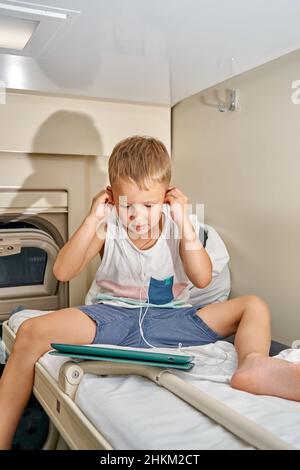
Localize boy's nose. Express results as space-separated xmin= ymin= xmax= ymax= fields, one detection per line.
xmin=128 ymin=204 xmax=146 ymax=219
xmin=129 ymin=213 xmax=144 ymax=222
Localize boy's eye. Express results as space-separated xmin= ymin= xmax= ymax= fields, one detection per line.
xmin=120 ymin=204 xmax=153 ymax=208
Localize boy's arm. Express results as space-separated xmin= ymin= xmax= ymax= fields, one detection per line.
xmin=165 ymin=186 xmax=212 ymax=289
xmin=179 ymin=219 xmax=212 ymax=289
xmin=53 ymin=188 xmax=113 ymax=282
xmin=53 ymin=215 xmax=105 ymax=282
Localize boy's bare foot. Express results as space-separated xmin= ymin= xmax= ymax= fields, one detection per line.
xmin=230 ymin=353 xmax=300 ymax=402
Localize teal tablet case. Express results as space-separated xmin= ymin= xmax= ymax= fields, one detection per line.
xmin=50 ymin=343 xmax=195 ymax=370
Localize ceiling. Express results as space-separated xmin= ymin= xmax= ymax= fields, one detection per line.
xmin=1 ymin=0 xmax=300 ymax=106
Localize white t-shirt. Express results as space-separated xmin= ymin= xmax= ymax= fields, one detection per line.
xmin=85 ymin=209 xmax=231 ymax=309
xmin=89 ymin=204 xmax=193 ymax=309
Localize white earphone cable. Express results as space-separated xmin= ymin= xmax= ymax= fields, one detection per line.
xmin=116 ymin=209 xmax=229 ymax=367
xmin=121 ymin=231 xmax=157 ymax=348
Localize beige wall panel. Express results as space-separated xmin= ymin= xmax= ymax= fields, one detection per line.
xmin=172 ymin=49 xmax=300 ymax=345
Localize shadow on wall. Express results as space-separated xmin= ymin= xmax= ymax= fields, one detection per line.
xmin=31 ymin=111 xmax=103 ymax=156
xmin=7 ymin=110 xmax=105 ymax=212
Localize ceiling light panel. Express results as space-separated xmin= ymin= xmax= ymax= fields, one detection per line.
xmin=0 ymin=15 xmax=39 ymax=50
xmin=0 ymin=1 xmax=80 ymax=57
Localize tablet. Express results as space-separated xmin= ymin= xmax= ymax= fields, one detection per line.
xmin=50 ymin=343 xmax=195 ymax=370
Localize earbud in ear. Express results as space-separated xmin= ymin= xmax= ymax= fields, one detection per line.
xmin=106 ymin=186 xmax=114 ymax=205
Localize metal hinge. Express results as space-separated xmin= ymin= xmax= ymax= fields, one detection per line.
xmin=0 ymin=238 xmax=21 ymax=256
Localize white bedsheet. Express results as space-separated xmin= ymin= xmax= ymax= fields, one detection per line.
xmin=8 ymin=309 xmax=300 ymax=450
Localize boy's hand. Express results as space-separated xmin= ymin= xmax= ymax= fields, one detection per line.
xmin=164 ymin=186 xmax=190 ymax=228
xmin=88 ymin=187 xmax=114 ymax=224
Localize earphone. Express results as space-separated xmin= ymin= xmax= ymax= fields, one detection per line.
xmin=119 ymin=233 xmax=157 ymax=348
xmin=116 ymin=207 xmax=229 ymax=369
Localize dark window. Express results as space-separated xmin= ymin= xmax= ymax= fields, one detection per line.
xmin=0 ymin=221 xmax=39 ymax=230
xmin=0 ymin=247 xmax=47 ymax=288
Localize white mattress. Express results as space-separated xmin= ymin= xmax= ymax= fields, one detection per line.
xmin=8 ymin=309 xmax=300 ymax=450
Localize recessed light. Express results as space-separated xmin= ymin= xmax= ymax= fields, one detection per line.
xmin=0 ymin=15 xmax=39 ymax=50
xmin=0 ymin=1 xmax=80 ymax=57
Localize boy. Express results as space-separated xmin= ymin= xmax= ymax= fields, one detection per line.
xmin=0 ymin=135 xmax=299 ymax=450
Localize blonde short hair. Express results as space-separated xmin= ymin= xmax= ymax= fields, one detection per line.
xmin=108 ymin=135 xmax=171 ymax=190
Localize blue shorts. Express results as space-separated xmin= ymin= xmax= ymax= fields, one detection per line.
xmin=77 ymin=303 xmax=224 ymax=348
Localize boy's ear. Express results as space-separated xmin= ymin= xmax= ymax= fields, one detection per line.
xmin=106 ymin=185 xmax=114 ymax=204
xmin=164 ymin=186 xmax=175 ymax=202
xmin=164 ymin=188 xmax=170 ymax=203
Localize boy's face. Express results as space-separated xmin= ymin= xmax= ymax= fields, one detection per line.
xmin=110 ymin=178 xmax=168 ymax=238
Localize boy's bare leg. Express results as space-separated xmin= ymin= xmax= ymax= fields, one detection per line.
xmin=0 ymin=308 xmax=96 ymax=449
xmin=197 ymin=295 xmax=300 ymax=401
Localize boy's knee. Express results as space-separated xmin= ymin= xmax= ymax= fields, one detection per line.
xmin=244 ymin=295 xmax=271 ymax=320
xmin=245 ymin=294 xmax=267 ymax=307
xmin=15 ymin=319 xmax=49 ymax=354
